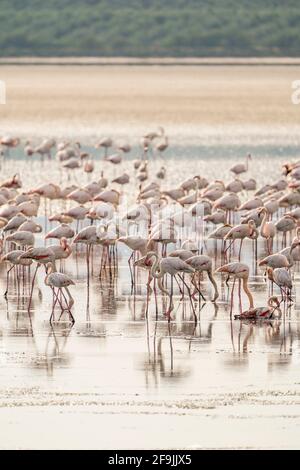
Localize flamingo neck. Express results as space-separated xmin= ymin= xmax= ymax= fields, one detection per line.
xmin=242 ymin=276 xmax=254 ymax=308
xmin=50 ymin=260 xmax=57 ymax=273
xmin=260 ymin=210 xmax=268 ymax=235
xmin=149 ymin=252 xmax=164 ymax=279
xmin=44 ymin=261 xmax=56 ymax=286
xmin=65 ymin=246 xmax=72 ymax=257
xmin=158 ymin=277 xmax=170 ymax=297
xmin=207 ymin=269 xmax=219 ymax=301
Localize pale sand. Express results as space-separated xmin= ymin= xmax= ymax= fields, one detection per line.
xmin=0 ymin=65 xmax=300 ymax=141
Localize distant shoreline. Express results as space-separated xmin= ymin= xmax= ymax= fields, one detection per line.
xmin=1 ymin=57 xmax=300 ymax=66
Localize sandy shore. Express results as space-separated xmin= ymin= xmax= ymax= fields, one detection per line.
xmin=2 ymin=57 xmax=300 ymax=65
xmin=0 ymin=65 xmax=300 ymax=141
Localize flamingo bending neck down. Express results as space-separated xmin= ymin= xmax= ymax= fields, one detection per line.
xmin=143 ymin=251 xmax=195 ymax=322
xmin=215 ymin=262 xmax=254 ymax=317
xmin=234 ymin=296 xmax=281 ymax=320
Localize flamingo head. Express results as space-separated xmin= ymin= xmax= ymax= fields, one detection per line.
xmin=268 ymin=296 xmax=280 ymax=308
xmin=134 ymin=252 xmax=154 ymax=268
xmin=257 ymin=206 xmax=267 ymax=214
xmin=60 ymin=237 xmax=68 ymax=249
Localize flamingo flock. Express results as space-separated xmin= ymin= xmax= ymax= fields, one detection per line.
xmin=0 ymin=130 xmax=299 ymax=326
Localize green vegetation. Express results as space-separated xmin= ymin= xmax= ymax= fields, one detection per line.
xmin=0 ymin=0 xmax=300 ymax=57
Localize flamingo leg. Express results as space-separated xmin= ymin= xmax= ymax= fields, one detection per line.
xmin=238 ymin=239 xmax=243 ymax=261
xmin=28 ymin=263 xmax=40 ymax=311
xmin=166 ymin=275 xmax=174 ymax=322
xmin=230 ymin=277 xmax=236 ymax=318
xmin=86 ymin=244 xmax=91 ymax=309
xmin=153 ymin=278 xmax=158 ymax=320
xmin=177 ymin=273 xmax=197 ymax=325
xmin=174 ymin=274 xmax=184 ymax=300
xmin=64 ymin=287 xmax=75 ymax=323
xmin=145 ymin=272 xmax=152 ymax=317
xmin=191 ymin=272 xmax=206 ymax=302
xmin=4 ymin=265 xmax=14 ymax=299
xmin=225 ymin=239 xmax=234 ymax=254
xmin=50 ymin=287 xmax=59 ymax=323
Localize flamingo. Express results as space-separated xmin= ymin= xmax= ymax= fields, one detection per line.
xmin=62 ymin=205 xmax=89 ymax=227
xmin=48 ymin=237 xmax=72 ymax=261
xmin=213 ymin=193 xmax=241 ymax=222
xmin=118 ymin=236 xmax=149 ymax=287
xmin=226 ymin=179 xmax=244 ymax=193
xmin=215 ymin=262 xmax=254 ymax=316
xmin=224 ymin=220 xmax=257 ymax=260
xmin=137 ymin=251 xmax=195 ymax=322
xmin=143 ymin=126 xmax=164 ymax=141
xmin=2 ymin=249 xmax=32 ymax=298
xmin=275 ymin=215 xmax=297 ymax=246
xmin=94 ymin=189 xmax=120 ymax=206
xmin=45 ymin=223 xmax=75 ymax=240
xmin=258 ymin=207 xmax=276 ymax=253
xmin=283 ymin=229 xmax=300 ymax=262
xmin=230 ymin=154 xmax=252 ymax=175
xmin=45 ymin=263 xmax=75 ymax=323
xmin=83 ymin=159 xmax=94 ymax=174
xmin=156 ymin=167 xmax=166 ymax=179
xmin=6 ymin=231 xmax=35 ymax=247
xmin=67 ymin=188 xmax=91 ymax=205
xmin=112 ymin=173 xmax=130 ymax=186
xmin=106 ymin=153 xmax=122 ymax=165
xmin=185 ymin=255 xmax=219 ymax=302
xmin=234 ymin=296 xmax=281 ymax=320
xmin=169 ymin=249 xmax=194 ymax=261
xmin=266 ymin=267 xmax=293 ymax=302
xmin=73 ymin=226 xmax=102 ymax=303
xmin=96 ymin=137 xmax=113 ymax=158
xmin=18 ymin=200 xmax=39 ymax=217
xmin=118 ymin=142 xmax=131 ymax=153
xmin=204 ymin=209 xmax=226 ymax=225
xmin=0 ymin=137 xmax=20 ymax=157
xmin=208 ymin=224 xmax=232 ymax=240
xmin=238 ymin=197 xmax=263 ymax=211
xmin=18 ymin=246 xmax=56 ymax=310
xmin=18 ymin=220 xmax=43 ymax=233
xmin=1 ymin=173 xmax=22 ymax=189
xmin=3 ymin=213 xmax=27 ymax=232
xmin=242 ymin=178 xmax=257 ymax=191
xmin=155 ymin=135 xmax=168 ymax=156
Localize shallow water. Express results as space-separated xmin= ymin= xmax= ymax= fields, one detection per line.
xmin=0 ymin=149 xmax=300 ymax=449
xmin=1 ymin=63 xmax=300 ymax=449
